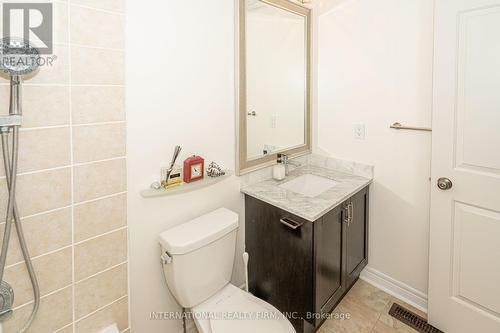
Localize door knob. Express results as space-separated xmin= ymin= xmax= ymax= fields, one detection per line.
xmin=437 ymin=178 xmax=453 ymax=190
xmin=247 ymin=111 xmax=257 ymax=116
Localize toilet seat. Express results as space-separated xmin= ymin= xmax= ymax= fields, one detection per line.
xmin=192 ymin=284 xmax=296 ymax=333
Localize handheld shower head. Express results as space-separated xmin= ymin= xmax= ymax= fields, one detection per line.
xmin=0 ymin=38 xmax=40 ymax=77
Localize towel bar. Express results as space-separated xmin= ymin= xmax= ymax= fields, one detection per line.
xmin=390 ymin=122 xmax=432 ymax=132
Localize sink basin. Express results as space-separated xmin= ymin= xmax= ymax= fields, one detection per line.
xmin=279 ymin=174 xmax=338 ymax=198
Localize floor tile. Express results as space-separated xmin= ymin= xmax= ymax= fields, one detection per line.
xmin=318 ymin=280 xmax=427 ymax=333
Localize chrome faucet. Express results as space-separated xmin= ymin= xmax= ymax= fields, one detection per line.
xmin=278 ymin=154 xmax=301 ymax=176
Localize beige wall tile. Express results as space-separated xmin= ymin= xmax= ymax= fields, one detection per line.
xmin=72 ymin=86 xmax=125 ymax=124
xmin=5 ymin=247 xmax=72 ymax=307
xmin=73 ymin=158 xmax=126 ymax=203
xmin=0 ymin=167 xmax=72 ymax=217
xmin=0 ymin=127 xmax=72 ymax=175
xmin=75 ymin=296 xmax=128 ymax=333
xmin=73 ymin=123 xmax=126 ymax=163
xmin=53 ymin=0 xmax=70 ymax=44
xmin=0 ymin=0 xmax=128 ymax=329
xmin=74 ymin=193 xmax=127 ymax=242
xmin=71 ymin=5 xmax=124 ymax=49
xmin=71 ymin=0 xmax=124 ymax=12
xmin=71 ymin=46 xmax=124 ymax=85
xmin=25 ymin=44 xmax=70 ymax=85
xmin=2 ymin=286 xmax=72 ymax=333
xmin=75 ymin=263 xmax=128 ymax=319
xmin=0 ymin=208 xmax=71 ymax=266
xmin=55 ymin=324 xmax=74 ymax=333
xmin=0 ymin=85 xmax=70 ymax=128
xmin=75 ymin=228 xmax=127 ymax=281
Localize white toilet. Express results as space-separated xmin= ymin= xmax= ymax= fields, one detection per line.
xmin=159 ymin=208 xmax=296 ymax=333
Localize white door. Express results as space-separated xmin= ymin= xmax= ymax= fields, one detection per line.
xmin=429 ymin=0 xmax=500 ymax=332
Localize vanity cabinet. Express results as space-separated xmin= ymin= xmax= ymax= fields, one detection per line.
xmin=245 ymin=186 xmax=369 ymax=333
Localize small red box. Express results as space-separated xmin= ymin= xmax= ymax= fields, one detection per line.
xmin=183 ymin=155 xmax=204 ymax=183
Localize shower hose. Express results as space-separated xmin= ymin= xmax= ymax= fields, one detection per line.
xmin=0 ymin=77 xmax=40 ymax=332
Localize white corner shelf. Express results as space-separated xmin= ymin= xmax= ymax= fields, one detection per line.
xmin=140 ymin=170 xmax=233 ymax=198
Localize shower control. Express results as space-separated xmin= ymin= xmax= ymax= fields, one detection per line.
xmin=0 ymin=281 xmax=14 ymax=320
xmin=437 ymin=177 xmax=453 ymax=190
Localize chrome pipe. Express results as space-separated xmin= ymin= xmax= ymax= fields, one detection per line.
xmin=0 ymin=132 xmax=13 ymax=282
xmin=1 ymin=128 xmax=40 ymax=332
xmin=9 ymin=76 xmax=22 ymax=116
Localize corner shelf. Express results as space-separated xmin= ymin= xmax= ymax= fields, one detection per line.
xmin=140 ymin=170 xmax=233 ymax=198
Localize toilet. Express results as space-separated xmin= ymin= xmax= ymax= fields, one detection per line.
xmin=159 ymin=208 xmax=295 ymax=333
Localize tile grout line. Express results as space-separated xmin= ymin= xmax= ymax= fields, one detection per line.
xmin=0 ymin=191 xmax=126 ymax=224
xmin=68 ymin=0 xmax=76 ymax=330
xmin=0 ymin=155 xmax=126 ymax=179
xmin=71 ymin=120 xmax=126 ymax=127
xmin=74 ymin=191 xmax=127 ymax=206
xmin=53 ymin=323 xmax=73 ymax=333
xmin=74 ymin=260 xmax=128 ymax=285
xmin=0 ymin=204 xmax=72 ymax=223
xmin=3 ymin=83 xmax=126 ymax=87
xmin=10 ymin=261 xmax=128 ymax=312
xmin=5 ymin=244 xmax=73 ymax=269
xmin=4 ymin=225 xmax=128 ymax=268
xmin=12 ymin=284 xmax=72 ymax=311
xmin=69 ymin=2 xmax=125 ymax=16
xmin=73 ymin=225 xmax=128 ymax=246
xmin=70 ymin=42 xmax=125 ymax=53
xmin=17 ymin=120 xmax=126 ymax=132
xmin=73 ymin=294 xmax=128 ymax=325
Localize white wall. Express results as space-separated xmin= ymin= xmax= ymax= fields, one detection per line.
xmin=126 ymin=1 xmax=243 ymax=332
xmin=316 ymin=0 xmax=434 ymax=294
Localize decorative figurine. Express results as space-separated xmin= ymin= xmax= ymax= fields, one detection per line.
xmin=207 ymin=161 xmax=225 ymax=178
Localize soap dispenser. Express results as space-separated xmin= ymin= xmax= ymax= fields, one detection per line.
xmin=273 ymin=154 xmax=286 ymax=181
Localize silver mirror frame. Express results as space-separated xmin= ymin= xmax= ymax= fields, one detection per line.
xmin=236 ymin=0 xmax=312 ymax=175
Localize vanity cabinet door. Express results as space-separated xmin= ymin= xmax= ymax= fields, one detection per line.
xmin=314 ymin=204 xmax=346 ymax=323
xmin=345 ymin=187 xmax=369 ymax=288
xmin=245 ymin=195 xmax=314 ymax=331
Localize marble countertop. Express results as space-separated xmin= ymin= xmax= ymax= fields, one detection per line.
xmin=241 ymin=164 xmax=372 ymax=222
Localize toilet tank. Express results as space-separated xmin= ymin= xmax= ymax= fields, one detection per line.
xmin=159 ymin=208 xmax=239 ymax=308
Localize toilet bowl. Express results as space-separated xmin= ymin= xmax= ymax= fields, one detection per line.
xmin=192 ymin=284 xmax=295 ymax=333
xmin=158 ymin=208 xmax=296 ymax=333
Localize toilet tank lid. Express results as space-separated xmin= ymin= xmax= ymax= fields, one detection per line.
xmin=159 ymin=208 xmax=239 ymax=255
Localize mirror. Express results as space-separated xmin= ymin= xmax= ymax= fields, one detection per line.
xmin=238 ymin=0 xmax=311 ymax=174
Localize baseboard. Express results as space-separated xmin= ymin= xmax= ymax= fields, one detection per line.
xmin=360 ymin=266 xmax=428 ymax=313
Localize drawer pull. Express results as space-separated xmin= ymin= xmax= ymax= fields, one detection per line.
xmin=280 ymin=217 xmax=304 ymax=230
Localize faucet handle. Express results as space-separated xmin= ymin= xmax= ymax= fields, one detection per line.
xmin=278 ymin=153 xmax=288 ymax=164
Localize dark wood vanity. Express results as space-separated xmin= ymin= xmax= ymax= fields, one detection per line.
xmin=245 ymin=185 xmax=369 ymax=333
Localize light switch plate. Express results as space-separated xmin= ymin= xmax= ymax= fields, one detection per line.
xmin=271 ymin=115 xmax=277 ymax=129
xmin=354 ymin=124 xmax=366 ymax=140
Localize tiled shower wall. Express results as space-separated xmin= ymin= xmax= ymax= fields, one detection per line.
xmin=0 ymin=0 xmax=128 ymax=332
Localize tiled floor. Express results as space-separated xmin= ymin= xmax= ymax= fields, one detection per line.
xmin=318 ymin=279 xmax=427 ymax=333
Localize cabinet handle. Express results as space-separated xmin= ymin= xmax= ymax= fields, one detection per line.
xmin=343 ymin=202 xmax=351 ymax=226
xmin=280 ymin=217 xmax=304 ymax=230
xmin=349 ymin=202 xmax=354 ymax=225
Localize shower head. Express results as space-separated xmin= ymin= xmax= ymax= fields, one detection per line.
xmin=0 ymin=38 xmax=40 ymax=77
